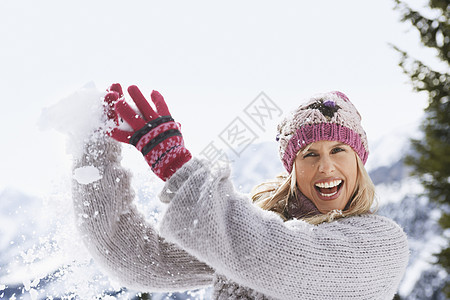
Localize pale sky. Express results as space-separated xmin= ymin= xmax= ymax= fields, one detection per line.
xmin=0 ymin=0 xmax=434 ymax=195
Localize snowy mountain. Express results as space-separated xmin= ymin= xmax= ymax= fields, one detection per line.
xmin=370 ymin=159 xmax=447 ymax=299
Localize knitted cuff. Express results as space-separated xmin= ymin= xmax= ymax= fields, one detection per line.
xmin=154 ymin=146 xmax=192 ymax=181
xmin=159 ymin=158 xmax=206 ymax=203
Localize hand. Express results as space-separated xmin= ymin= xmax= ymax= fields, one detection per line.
xmin=104 ymin=83 xmax=192 ymax=181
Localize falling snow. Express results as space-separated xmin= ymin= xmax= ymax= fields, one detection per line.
xmin=0 ymin=85 xmax=445 ymax=299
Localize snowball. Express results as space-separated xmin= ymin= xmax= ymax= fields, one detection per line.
xmin=38 ymin=82 xmax=108 ymax=157
xmin=73 ymin=166 xmax=102 ymax=184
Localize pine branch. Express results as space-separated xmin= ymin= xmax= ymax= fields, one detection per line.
xmin=394 ymin=0 xmax=450 ymax=64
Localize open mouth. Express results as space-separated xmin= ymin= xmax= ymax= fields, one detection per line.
xmin=314 ymin=179 xmax=343 ymax=198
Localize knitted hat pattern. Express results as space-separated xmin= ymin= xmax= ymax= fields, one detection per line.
xmin=277 ymin=91 xmax=369 ymax=173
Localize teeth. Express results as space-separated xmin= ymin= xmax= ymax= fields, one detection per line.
xmin=315 ymin=180 xmax=342 ymax=189
xmin=319 ymin=191 xmax=338 ymax=197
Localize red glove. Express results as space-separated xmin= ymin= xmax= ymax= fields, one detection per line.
xmin=104 ymin=84 xmax=192 ymax=181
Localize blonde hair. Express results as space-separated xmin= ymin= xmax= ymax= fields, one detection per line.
xmin=251 ymin=151 xmax=377 ymax=225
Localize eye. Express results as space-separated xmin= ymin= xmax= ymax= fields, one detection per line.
xmin=331 ymin=147 xmax=345 ymax=154
xmin=303 ymin=152 xmax=317 ymax=158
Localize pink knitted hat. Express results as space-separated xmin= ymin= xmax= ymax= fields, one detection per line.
xmin=276 ymin=91 xmax=369 ymax=173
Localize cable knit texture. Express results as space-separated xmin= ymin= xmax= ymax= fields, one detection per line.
xmin=159 ymin=158 xmax=409 ymax=300
xmin=72 ymin=135 xmax=213 ymax=292
xmin=73 ymin=135 xmax=409 ymax=300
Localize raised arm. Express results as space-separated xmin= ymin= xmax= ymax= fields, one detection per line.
xmin=158 ymin=158 xmax=409 ymax=300
xmin=71 ymin=86 xmax=213 ymax=292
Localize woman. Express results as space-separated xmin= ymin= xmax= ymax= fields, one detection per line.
xmin=72 ymin=84 xmax=409 ymax=299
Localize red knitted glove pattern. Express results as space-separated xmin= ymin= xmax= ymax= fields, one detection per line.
xmin=104 ymin=84 xmax=192 ymax=181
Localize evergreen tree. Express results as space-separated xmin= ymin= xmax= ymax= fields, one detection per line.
xmin=392 ymin=0 xmax=450 ymax=297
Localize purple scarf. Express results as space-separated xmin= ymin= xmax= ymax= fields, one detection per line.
xmin=286 ymin=189 xmax=321 ymax=219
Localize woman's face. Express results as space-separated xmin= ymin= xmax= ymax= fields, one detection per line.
xmin=295 ymin=140 xmax=358 ymax=214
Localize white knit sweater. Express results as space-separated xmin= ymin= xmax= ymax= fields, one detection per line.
xmin=72 ymin=137 xmax=409 ymax=300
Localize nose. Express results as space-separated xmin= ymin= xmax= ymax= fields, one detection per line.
xmin=318 ymin=155 xmax=335 ymax=174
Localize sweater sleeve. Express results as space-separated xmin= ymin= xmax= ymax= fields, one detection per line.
xmin=72 ymin=135 xmax=214 ymax=293
xmin=159 ymin=158 xmax=410 ymax=300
